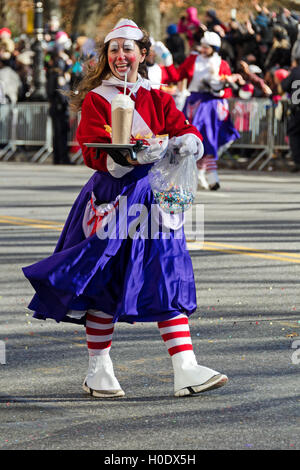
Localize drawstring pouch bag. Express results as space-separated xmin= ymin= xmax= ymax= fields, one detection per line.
xmin=148 ymin=150 xmax=198 ymax=214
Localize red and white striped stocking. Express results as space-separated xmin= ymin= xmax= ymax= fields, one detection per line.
xmin=197 ymin=155 xmax=218 ymax=172
xmin=157 ymin=313 xmax=193 ymax=357
xmin=197 ymin=155 xmax=219 ymax=188
xmin=85 ymin=310 xmax=114 ymax=356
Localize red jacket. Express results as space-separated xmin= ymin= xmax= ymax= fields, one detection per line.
xmin=76 ymin=86 xmax=202 ymax=172
xmin=164 ymin=54 xmax=233 ymax=98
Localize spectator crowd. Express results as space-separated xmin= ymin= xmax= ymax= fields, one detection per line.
xmin=1 ymin=3 xmax=300 ymax=170
xmin=1 ymin=4 xmax=300 ymax=103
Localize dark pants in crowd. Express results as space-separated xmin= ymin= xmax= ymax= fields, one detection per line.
xmin=287 ymin=110 xmax=300 ymax=171
xmin=288 ymin=133 xmax=300 ymax=167
xmin=50 ymin=109 xmax=71 ymax=165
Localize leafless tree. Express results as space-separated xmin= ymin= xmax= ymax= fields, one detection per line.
xmin=72 ymin=0 xmax=105 ymax=36
xmin=133 ymin=0 xmax=161 ymax=39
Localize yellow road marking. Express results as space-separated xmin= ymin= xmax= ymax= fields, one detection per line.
xmin=200 ymin=245 xmax=300 ymax=264
xmin=0 ymin=215 xmax=63 ymax=225
xmin=0 ymin=215 xmax=63 ymax=231
xmin=204 ymin=241 xmax=300 ymax=259
xmin=279 ymin=321 xmax=300 ymax=328
xmin=1 ymin=215 xmax=300 ymax=263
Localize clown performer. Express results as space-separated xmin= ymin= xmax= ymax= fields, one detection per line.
xmin=144 ymin=39 xmax=191 ymax=111
xmin=145 ymin=37 xmax=176 ymax=90
xmin=22 ymin=19 xmax=228 ymax=398
xmin=158 ymin=31 xmax=240 ymax=191
xmin=184 ymin=32 xmax=240 ymax=190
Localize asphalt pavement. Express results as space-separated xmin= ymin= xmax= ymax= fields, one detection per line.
xmin=0 ymin=162 xmax=299 ymax=451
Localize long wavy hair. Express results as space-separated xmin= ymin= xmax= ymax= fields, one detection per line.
xmin=70 ymin=31 xmax=152 ymax=112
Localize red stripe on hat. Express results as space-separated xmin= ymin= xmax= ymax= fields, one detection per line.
xmin=112 ymin=24 xmax=139 ymax=31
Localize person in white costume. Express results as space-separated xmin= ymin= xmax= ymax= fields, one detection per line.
xmin=151 ymin=31 xmax=240 ymax=191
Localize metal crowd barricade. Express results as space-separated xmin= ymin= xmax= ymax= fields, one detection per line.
xmin=32 ymin=107 xmax=82 ymax=163
xmin=228 ymin=98 xmax=274 ymax=170
xmin=0 ymin=98 xmax=291 ymax=168
xmin=0 ymin=102 xmax=83 ymax=164
xmin=0 ymin=102 xmax=53 ymax=162
xmin=256 ymin=99 xmax=291 ymax=171
xmin=0 ymin=104 xmax=13 ymax=159
xmin=272 ymin=99 xmax=290 ymax=151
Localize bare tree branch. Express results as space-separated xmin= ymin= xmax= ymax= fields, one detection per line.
xmin=133 ymin=0 xmax=161 ymax=39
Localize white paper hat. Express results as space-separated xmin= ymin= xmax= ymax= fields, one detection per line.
xmin=104 ymin=19 xmax=144 ymax=43
xmin=201 ymin=31 xmax=221 ymax=49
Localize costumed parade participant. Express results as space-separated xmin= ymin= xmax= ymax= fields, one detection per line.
xmin=145 ymin=40 xmax=191 ymax=110
xmin=164 ymin=31 xmax=240 ymax=190
xmin=182 ymin=32 xmax=240 ymax=190
xmin=145 ymin=37 xmax=180 ymax=92
xmin=145 ymin=38 xmax=173 ymax=89
xmin=22 ymin=19 xmax=228 ymax=398
xmin=145 ymin=23 xmax=185 ymax=88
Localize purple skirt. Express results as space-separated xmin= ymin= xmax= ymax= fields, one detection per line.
xmin=183 ymin=92 xmax=240 ymax=159
xmin=22 ymin=165 xmax=197 ymax=325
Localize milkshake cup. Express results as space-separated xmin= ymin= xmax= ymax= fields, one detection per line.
xmin=111 ymin=94 xmax=135 ymax=144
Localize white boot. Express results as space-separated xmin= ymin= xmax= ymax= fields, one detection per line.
xmin=171 ymin=350 xmax=228 ymax=397
xmin=206 ymin=170 xmax=220 ymax=191
xmin=198 ymin=169 xmax=209 ymax=190
xmin=82 ymin=354 xmax=125 ymax=398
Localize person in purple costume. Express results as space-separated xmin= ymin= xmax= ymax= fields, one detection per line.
xmin=23 ymin=20 xmax=228 ymax=398
xmin=182 ymin=31 xmax=240 ymax=190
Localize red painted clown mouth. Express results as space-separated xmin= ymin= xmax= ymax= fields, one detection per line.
xmin=114 ymin=63 xmax=131 ymax=76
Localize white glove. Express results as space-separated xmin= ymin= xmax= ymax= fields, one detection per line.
xmin=153 ymin=41 xmax=173 ymax=67
xmin=136 ymin=138 xmax=168 ymax=164
xmin=169 ymin=134 xmax=204 ymax=161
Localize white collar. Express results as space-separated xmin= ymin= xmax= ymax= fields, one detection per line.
xmin=101 ymin=74 xmax=152 ymax=95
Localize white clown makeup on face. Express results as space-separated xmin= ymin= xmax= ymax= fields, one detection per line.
xmin=123 ymin=39 xmax=135 ymax=50
xmin=107 ymin=38 xmax=146 ymax=82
